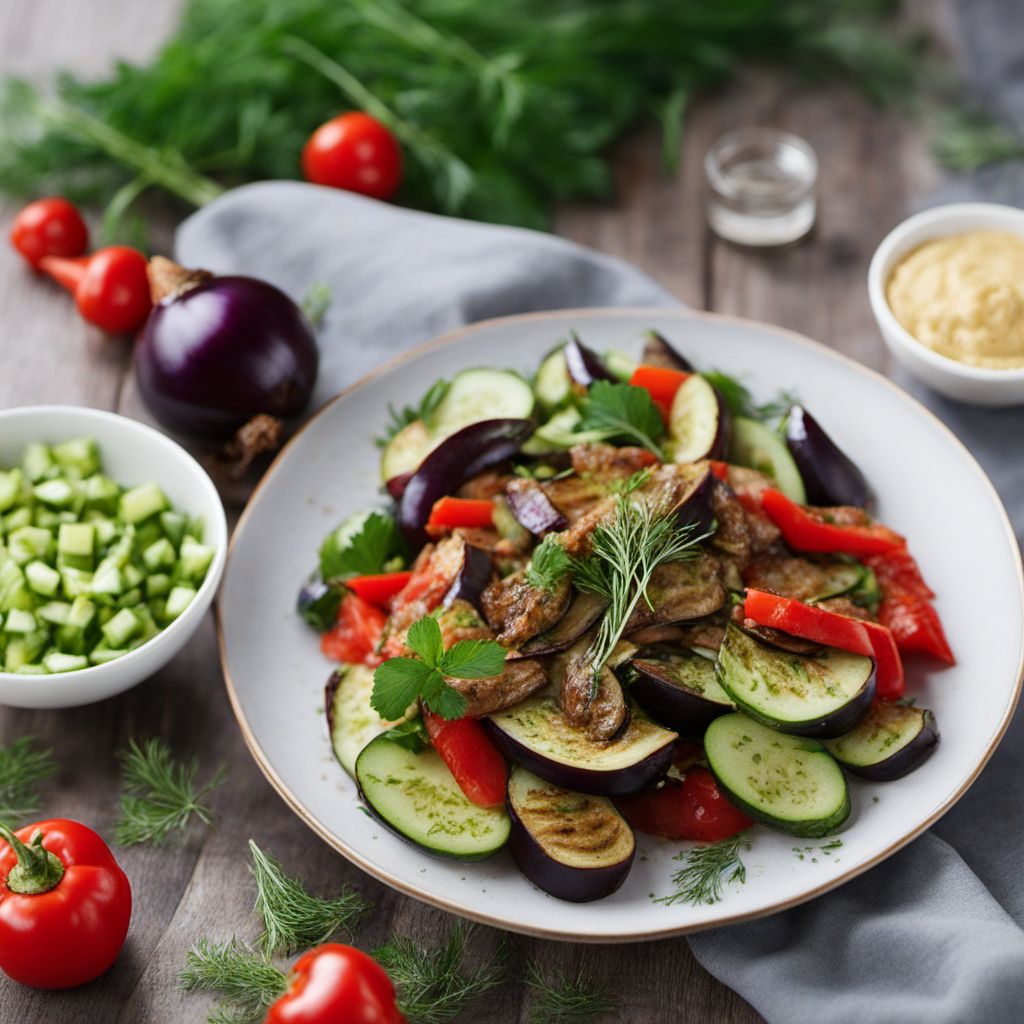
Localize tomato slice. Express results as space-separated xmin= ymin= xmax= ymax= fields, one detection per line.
xmin=426 ymin=497 xmax=494 ymax=531
xmin=320 ymin=593 xmax=386 ymax=665
xmin=616 ymin=768 xmax=752 ymax=842
xmin=628 ymin=364 xmax=690 ymax=419
xmin=422 ymin=709 xmax=507 ymax=808
xmin=760 ymin=489 xmax=905 ymax=555
xmin=346 ymin=571 xmax=413 ymax=609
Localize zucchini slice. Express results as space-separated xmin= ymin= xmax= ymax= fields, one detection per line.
xmin=705 ymin=713 xmax=850 ymax=837
xmin=729 ymin=416 xmax=806 ymax=503
xmin=825 ymin=701 xmax=939 ymax=781
xmin=428 ymin=368 xmax=535 ymax=436
xmin=355 ymin=729 xmax=511 ymax=860
xmin=507 ymin=767 xmax=636 ymax=902
xmin=380 ymin=419 xmax=435 ymax=483
xmin=668 ymin=374 xmax=730 ymax=463
xmin=717 ymin=623 xmax=875 ymax=739
xmin=485 ymin=690 xmax=676 ymax=796
xmin=534 ymin=346 xmax=573 ymax=411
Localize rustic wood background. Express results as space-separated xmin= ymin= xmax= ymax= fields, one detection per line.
xmin=0 ymin=1 xmax=954 ymax=1020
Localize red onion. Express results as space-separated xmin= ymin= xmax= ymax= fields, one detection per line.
xmin=134 ymin=257 xmax=319 ymax=438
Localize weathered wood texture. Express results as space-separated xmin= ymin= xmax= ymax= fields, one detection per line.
xmin=0 ymin=0 xmax=948 ymax=1020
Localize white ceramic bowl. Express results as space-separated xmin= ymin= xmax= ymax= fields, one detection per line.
xmin=0 ymin=406 xmax=227 ymax=709
xmin=868 ymin=202 xmax=1024 ymax=406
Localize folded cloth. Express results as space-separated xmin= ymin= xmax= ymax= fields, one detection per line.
xmin=177 ymin=171 xmax=1024 ymax=1024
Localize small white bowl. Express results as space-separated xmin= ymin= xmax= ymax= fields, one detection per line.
xmin=0 ymin=406 xmax=227 ymax=709
xmin=868 ymin=202 xmax=1024 ymax=406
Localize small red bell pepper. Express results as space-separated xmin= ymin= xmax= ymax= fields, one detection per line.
xmin=628 ymin=364 xmax=690 ymax=419
xmin=0 ymin=819 xmax=132 ymax=989
xmin=422 ymin=709 xmax=508 ymax=808
xmin=321 ymin=593 xmax=386 ymax=665
xmin=346 ymin=571 xmax=413 ymax=609
xmin=426 ymin=497 xmax=494 ymax=531
xmin=760 ymin=488 xmax=905 ymax=556
xmin=616 ymin=768 xmax=752 ymax=842
xmin=264 ymin=944 xmax=405 ymax=1024
xmin=744 ymin=589 xmax=904 ymax=699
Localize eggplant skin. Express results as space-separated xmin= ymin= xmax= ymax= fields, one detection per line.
xmin=785 ymin=405 xmax=873 ymax=509
xmin=625 ymin=660 xmax=732 ymax=738
xmin=829 ymin=708 xmax=939 ymax=782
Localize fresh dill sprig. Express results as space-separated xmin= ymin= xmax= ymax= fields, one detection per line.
xmin=376 ymin=378 xmax=450 ymax=448
xmin=526 ymin=961 xmax=616 ymax=1024
xmin=576 ymin=381 xmax=666 ymax=459
xmin=572 ymin=494 xmax=702 ymax=682
xmin=932 ymin=108 xmax=1024 ymax=171
xmin=653 ymin=832 xmax=751 ymax=907
xmin=525 ymin=534 xmax=571 ymax=592
xmin=115 ymin=738 xmax=226 ymax=846
xmin=374 ymin=921 xmax=506 ymax=1024
xmin=180 ymin=938 xmax=285 ymax=1024
xmin=0 ymin=736 xmax=58 ymax=828
xmin=249 ymin=840 xmax=372 ymax=955
xmin=610 ymin=468 xmax=653 ymax=496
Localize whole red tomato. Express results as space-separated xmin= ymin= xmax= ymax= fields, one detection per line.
xmin=264 ymin=944 xmax=404 ymax=1024
xmin=302 ymin=113 xmax=402 ymax=200
xmin=0 ymin=819 xmax=132 ymax=989
xmin=10 ymin=197 xmax=89 ymax=268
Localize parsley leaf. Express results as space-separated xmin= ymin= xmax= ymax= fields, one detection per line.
xmin=524 ymin=535 xmax=571 ymax=593
xmin=576 ymin=381 xmax=665 ymax=458
xmin=703 ymin=371 xmax=796 ymax=425
xmin=376 ymin=378 xmax=450 ymax=448
xmin=319 ymin=511 xmax=404 ymax=581
xmin=371 ymin=615 xmax=508 ymax=721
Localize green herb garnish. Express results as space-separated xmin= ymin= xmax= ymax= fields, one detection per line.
xmin=526 ymin=960 xmax=616 ymax=1024
xmin=180 ymin=938 xmax=284 ymax=1024
xmin=319 ymin=510 xmax=404 ymax=581
xmin=524 ymin=534 xmax=571 ymax=593
xmin=653 ymin=832 xmax=751 ymax=907
xmin=931 ymin=108 xmax=1024 ymax=171
xmin=0 ymin=736 xmax=58 ymax=827
xmin=376 ymin=378 xmax=450 ymax=448
xmin=576 ymin=381 xmax=665 ymax=458
xmin=115 ymin=738 xmax=225 ymax=846
xmin=249 ymin=840 xmax=372 ymax=956
xmin=371 ymin=615 xmax=506 ymax=721
xmin=703 ymin=371 xmax=796 ymax=424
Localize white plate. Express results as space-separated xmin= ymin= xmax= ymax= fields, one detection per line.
xmin=218 ymin=308 xmax=1023 ymax=942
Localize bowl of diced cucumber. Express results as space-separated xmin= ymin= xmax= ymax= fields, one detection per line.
xmin=0 ymin=406 xmax=227 ymax=708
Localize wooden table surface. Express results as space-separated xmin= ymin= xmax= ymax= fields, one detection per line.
xmin=0 ymin=1 xmax=951 ymax=1020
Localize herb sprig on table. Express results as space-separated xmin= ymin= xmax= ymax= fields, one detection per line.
xmin=526 ymin=961 xmax=615 ymax=1024
xmin=0 ymin=0 xmax=935 ymax=237
xmin=0 ymin=736 xmax=58 ymax=828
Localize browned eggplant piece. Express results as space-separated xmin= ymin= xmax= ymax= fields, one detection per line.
xmin=385 ymin=471 xmax=412 ymax=499
xmin=447 ymin=657 xmax=549 ymax=717
xmin=441 ymin=542 xmax=494 ymax=611
xmin=569 ymin=442 xmax=654 ymax=478
xmin=739 ymin=621 xmax=825 ymax=656
xmin=626 ymin=621 xmax=726 ymax=652
xmin=481 ymin=571 xmax=572 ymax=646
xmin=485 ymin=689 xmax=677 ymax=796
xmin=564 ymin=331 xmax=615 ymax=387
xmin=561 ymin=648 xmax=629 ymax=742
xmin=507 ymin=591 xmax=609 ymax=660
xmin=638 ymin=462 xmax=715 ymax=535
xmin=709 ymin=481 xmax=751 ymax=566
xmin=506 ymin=478 xmax=568 ymax=535
xmin=624 ymin=554 xmax=726 ymax=630
xmin=824 ymin=701 xmax=938 ymax=781
xmin=786 ymin=405 xmax=873 ymax=510
xmin=622 ymin=648 xmax=734 ymax=736
xmin=397 ymin=418 xmax=534 ymax=548
xmin=507 ymin=767 xmax=636 ymax=902
xmin=642 ymin=329 xmax=696 ymax=372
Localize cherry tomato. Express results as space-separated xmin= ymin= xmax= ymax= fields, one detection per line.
xmin=321 ymin=593 xmax=387 ymax=665
xmin=38 ymin=246 xmax=151 ymax=334
xmin=264 ymin=944 xmax=404 ymax=1024
xmin=302 ymin=113 xmax=402 ymax=200
xmin=0 ymin=819 xmax=131 ymax=989
xmin=616 ymin=768 xmax=752 ymax=842
xmin=10 ymin=197 xmax=89 ymax=268
xmin=422 ymin=708 xmax=508 ymax=808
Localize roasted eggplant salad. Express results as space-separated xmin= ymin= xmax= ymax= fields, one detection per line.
xmin=299 ymin=331 xmax=953 ymax=904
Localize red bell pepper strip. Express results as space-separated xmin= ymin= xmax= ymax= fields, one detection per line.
xmin=743 ymin=589 xmax=904 ymax=700
xmin=321 ymin=593 xmax=386 ymax=665
xmin=709 ymin=460 xmax=731 ymax=481
xmin=423 ymin=708 xmax=508 ymax=808
xmin=346 ymin=571 xmax=413 ymax=610
xmin=760 ymin=488 xmax=906 ymax=556
xmin=264 ymin=944 xmax=405 ymax=1024
xmin=864 ymin=549 xmax=935 ymax=600
xmin=0 ymin=819 xmax=132 ymax=989
xmin=426 ymin=497 xmax=494 ymax=531
xmin=628 ymin=364 xmax=690 ymax=419
xmin=616 ymin=768 xmax=752 ymax=842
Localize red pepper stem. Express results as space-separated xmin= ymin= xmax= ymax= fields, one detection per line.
xmin=37 ymin=254 xmax=88 ymax=296
xmin=0 ymin=824 xmax=65 ymax=895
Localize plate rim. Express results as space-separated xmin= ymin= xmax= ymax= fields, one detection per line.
xmin=216 ymin=306 xmax=1024 ymax=942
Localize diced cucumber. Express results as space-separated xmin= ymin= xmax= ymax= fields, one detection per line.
xmin=143 ymin=537 xmax=176 ymax=572
xmin=123 ymin=563 xmax=144 ymax=588
xmin=3 ymin=608 xmax=37 ymax=634
xmin=427 ymin=368 xmax=534 ymax=436
xmin=89 ymin=646 xmax=128 ymax=665
xmin=0 ymin=469 xmax=22 ymax=513
xmin=15 ymin=664 xmax=49 ymax=676
xmin=25 ymin=560 xmax=61 ymax=597
xmin=91 ymin=516 xmax=119 ymax=546
xmin=178 ymin=537 xmax=214 ymax=582
xmin=603 ymin=348 xmax=638 ymax=383
xmin=185 ymin=517 xmax=204 ymax=541
xmin=58 ymin=522 xmax=95 ymax=570
xmin=22 ymin=443 xmax=55 ymax=483
xmin=102 ymin=608 xmax=141 ymax=647
xmin=33 ymin=478 xmax=75 ymax=508
xmin=159 ymin=511 xmax=187 ymax=547
xmin=4 ymin=632 xmax=48 ymax=672
xmin=90 ymin=559 xmax=124 ymax=597
xmin=534 ymin=346 xmax=572 ymax=411
xmin=8 ymin=526 xmax=53 ymax=565
xmin=729 ymin=417 xmax=806 ymax=503
xmin=37 ymin=601 xmax=72 ymax=626
xmin=165 ymin=586 xmax=196 ymax=621
xmin=52 ymin=437 xmax=101 ymax=479
xmin=68 ymin=596 xmax=97 ymax=630
xmin=60 ymin=567 xmax=94 ymax=598
xmin=83 ymin=474 xmax=120 ymax=514
xmin=145 ymin=573 xmax=172 ymax=599
xmin=119 ymin=482 xmax=168 ymax=524
xmin=43 ymin=651 xmax=89 ymax=674
xmin=116 ymin=588 xmax=143 ymax=608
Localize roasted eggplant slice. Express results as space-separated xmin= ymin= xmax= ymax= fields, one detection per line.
xmin=507 ymin=767 xmax=636 ymax=902
xmin=564 ymin=332 xmax=615 ymax=387
xmin=668 ymin=374 xmax=730 ymax=463
xmin=825 ymin=701 xmax=938 ymax=781
xmin=716 ymin=622 xmax=875 ymax=739
xmin=485 ymin=690 xmax=677 ymax=796
xmin=785 ymin=405 xmax=873 ymax=509
xmin=624 ymin=649 xmax=734 ymax=736
xmin=508 ymin=591 xmax=608 ymax=660
xmin=561 ymin=651 xmax=629 ymax=742
xmin=481 ymin=571 xmax=572 ymax=647
xmin=624 ymin=554 xmax=726 ymax=630
xmin=441 ymin=542 xmax=493 ymax=611
xmin=505 ymin=479 xmax=568 ymax=535
xmin=642 ymin=330 xmax=696 ymax=373
xmin=705 ymin=713 xmax=850 ymax=838
xmin=297 ymin=576 xmax=343 ymax=632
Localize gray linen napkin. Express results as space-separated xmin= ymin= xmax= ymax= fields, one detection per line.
xmin=177 ymin=177 xmax=1024 ymax=1024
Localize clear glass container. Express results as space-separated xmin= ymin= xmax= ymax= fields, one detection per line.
xmin=705 ymin=128 xmax=818 ymax=247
